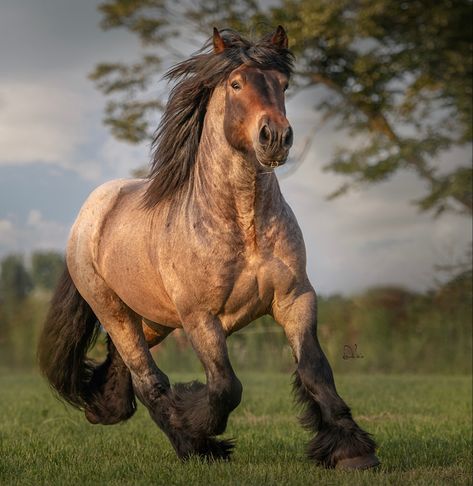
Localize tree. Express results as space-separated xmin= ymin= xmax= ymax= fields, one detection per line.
xmin=31 ymin=251 xmax=64 ymax=291
xmin=90 ymin=0 xmax=472 ymax=216
xmin=0 ymin=255 xmax=33 ymax=302
xmin=0 ymin=254 xmax=33 ymax=361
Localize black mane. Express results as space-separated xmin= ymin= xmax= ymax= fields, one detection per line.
xmin=143 ymin=29 xmax=294 ymax=208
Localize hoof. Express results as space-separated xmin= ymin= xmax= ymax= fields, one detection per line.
xmin=178 ymin=437 xmax=235 ymax=462
xmin=336 ymin=453 xmax=380 ymax=470
xmin=202 ymin=437 xmax=235 ymax=461
xmin=85 ymin=408 xmax=100 ymax=424
xmin=84 ymin=403 xmax=135 ymax=425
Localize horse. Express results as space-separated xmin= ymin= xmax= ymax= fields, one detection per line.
xmin=38 ymin=26 xmax=379 ymax=469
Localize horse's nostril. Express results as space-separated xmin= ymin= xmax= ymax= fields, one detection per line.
xmin=259 ymin=124 xmax=271 ymax=146
xmin=283 ymin=126 xmax=293 ymax=148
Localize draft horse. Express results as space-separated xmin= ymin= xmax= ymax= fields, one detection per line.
xmin=39 ymin=27 xmax=379 ymax=469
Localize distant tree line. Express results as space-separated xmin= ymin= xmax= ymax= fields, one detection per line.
xmin=0 ymin=252 xmax=64 ymax=300
xmin=0 ymin=252 xmax=64 ymax=369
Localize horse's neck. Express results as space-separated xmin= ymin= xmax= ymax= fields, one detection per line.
xmin=192 ymin=88 xmax=282 ymax=240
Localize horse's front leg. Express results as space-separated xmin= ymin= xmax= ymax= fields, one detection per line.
xmin=166 ymin=312 xmax=242 ymax=460
xmin=273 ymin=288 xmax=379 ymax=469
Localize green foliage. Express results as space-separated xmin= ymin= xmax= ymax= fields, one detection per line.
xmin=89 ymin=55 xmax=163 ymax=142
xmin=320 ymin=281 xmax=473 ymax=374
xmin=98 ymin=0 xmax=172 ymax=43
xmin=0 ymin=295 xmax=47 ymax=370
xmin=0 ymin=253 xmax=57 ymax=369
xmin=0 ymin=255 xmax=32 ymax=301
xmin=0 ymin=373 xmax=471 ymax=484
xmin=31 ymin=251 xmax=64 ymax=291
xmin=92 ymin=0 xmax=472 ymax=216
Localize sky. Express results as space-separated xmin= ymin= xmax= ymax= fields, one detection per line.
xmin=0 ymin=0 xmax=470 ymax=295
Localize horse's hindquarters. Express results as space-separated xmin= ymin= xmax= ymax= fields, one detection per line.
xmin=67 ymin=178 xmax=181 ymax=327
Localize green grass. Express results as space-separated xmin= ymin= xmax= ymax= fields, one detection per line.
xmin=0 ymin=372 xmax=471 ymax=485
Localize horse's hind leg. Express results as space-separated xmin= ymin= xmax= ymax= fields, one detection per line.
xmin=87 ymin=298 xmax=174 ymax=421
xmin=85 ymin=320 xmax=172 ymax=425
xmin=84 ymin=335 xmax=136 ymax=425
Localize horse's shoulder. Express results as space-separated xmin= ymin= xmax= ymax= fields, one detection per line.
xmin=272 ymin=199 xmax=305 ymax=248
xmin=260 ymin=199 xmax=307 ymax=283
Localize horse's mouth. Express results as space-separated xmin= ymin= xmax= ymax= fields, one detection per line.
xmin=257 ymin=156 xmax=288 ymax=169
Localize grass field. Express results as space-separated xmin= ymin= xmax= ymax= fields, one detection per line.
xmin=0 ymin=372 xmax=471 ymax=485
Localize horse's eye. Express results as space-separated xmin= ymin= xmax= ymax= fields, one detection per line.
xmin=231 ymin=81 xmax=241 ymax=91
xmin=283 ymin=84 xmax=289 ymax=92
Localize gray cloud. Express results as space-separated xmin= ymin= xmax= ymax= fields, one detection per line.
xmin=0 ymin=0 xmax=140 ymax=82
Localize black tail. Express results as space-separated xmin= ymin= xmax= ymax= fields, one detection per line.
xmin=38 ymin=267 xmax=100 ymax=409
xmin=38 ymin=267 xmax=137 ymax=424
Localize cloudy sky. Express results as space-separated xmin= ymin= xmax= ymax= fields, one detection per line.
xmin=0 ymin=0 xmax=470 ymax=295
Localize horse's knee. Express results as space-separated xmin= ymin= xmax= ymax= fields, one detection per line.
xmin=131 ymin=369 xmax=170 ymax=408
xmin=210 ymin=373 xmax=242 ymax=412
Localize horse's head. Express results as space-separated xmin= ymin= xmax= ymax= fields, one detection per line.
xmin=214 ymin=27 xmax=293 ymax=170
xmin=145 ymin=27 xmax=295 ymax=207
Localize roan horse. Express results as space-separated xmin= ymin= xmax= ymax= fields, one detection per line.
xmin=38 ymin=27 xmax=379 ymax=469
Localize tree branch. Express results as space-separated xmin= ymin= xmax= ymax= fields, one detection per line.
xmin=307 ymin=73 xmax=472 ymax=214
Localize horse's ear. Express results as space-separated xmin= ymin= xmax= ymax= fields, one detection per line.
xmin=213 ymin=27 xmax=227 ymax=54
xmin=271 ymin=25 xmax=288 ymax=49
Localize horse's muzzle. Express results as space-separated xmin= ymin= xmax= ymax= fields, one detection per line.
xmin=258 ymin=118 xmax=293 ymax=149
xmin=255 ymin=118 xmax=293 ymax=169
xmin=258 ymin=122 xmax=293 ymax=150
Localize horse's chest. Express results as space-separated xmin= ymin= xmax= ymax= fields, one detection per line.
xmin=196 ymin=254 xmax=274 ymax=332
xmin=159 ymin=222 xmax=301 ymax=330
